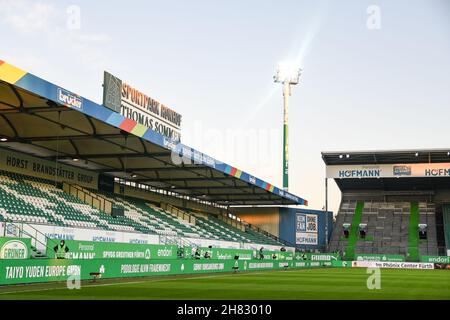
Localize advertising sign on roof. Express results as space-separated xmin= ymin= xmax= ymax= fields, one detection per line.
xmin=326 ymin=163 xmax=450 ymax=179
xmin=103 ymin=71 xmax=182 ymax=141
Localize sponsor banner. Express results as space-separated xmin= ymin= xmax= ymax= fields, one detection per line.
xmin=182 ymin=237 xmax=241 ymax=250
xmin=7 ymin=222 xmax=291 ymax=256
xmin=351 ymin=261 xmax=434 ymax=269
xmin=187 ymin=247 xmax=293 ymax=261
xmin=0 ymin=258 xmax=317 ymax=285
xmin=57 ymin=88 xmax=83 ymax=111
xmin=103 ymin=71 xmax=181 ymax=141
xmin=355 ymin=254 xmax=405 ymax=262
xmin=326 ymin=163 xmax=450 ymax=179
xmin=7 ymin=222 xmax=160 ymax=251
xmin=196 ymin=247 xmax=254 ymax=260
xmin=0 ymin=148 xmax=98 ymax=189
xmin=331 ymin=260 xmax=352 ymax=268
xmin=295 ymin=213 xmax=318 ymax=245
xmin=261 ymin=251 xmax=294 ymax=261
xmin=296 ymin=253 xmax=341 ymax=262
xmin=421 ymin=256 xmax=450 ymax=264
xmin=294 ymin=261 xmax=333 ymax=268
xmin=46 ymin=240 xmax=177 ymax=260
xmin=241 ymin=242 xmax=289 ymax=252
xmin=0 ymin=237 xmax=31 ymax=259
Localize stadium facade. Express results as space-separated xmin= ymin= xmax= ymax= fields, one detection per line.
xmin=1 ymin=59 xmax=448 ymax=287
xmin=0 ymin=60 xmax=340 ymax=285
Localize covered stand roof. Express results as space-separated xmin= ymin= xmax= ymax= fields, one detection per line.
xmin=322 ymin=149 xmax=450 ymax=191
xmin=0 ymin=60 xmax=307 ymax=206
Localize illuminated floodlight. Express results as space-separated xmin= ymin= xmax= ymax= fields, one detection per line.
xmin=273 ymin=61 xmax=302 ymax=85
xmin=273 ymin=61 xmax=302 ymax=192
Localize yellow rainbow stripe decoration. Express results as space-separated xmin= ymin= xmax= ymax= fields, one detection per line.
xmin=0 ymin=60 xmax=27 ymax=84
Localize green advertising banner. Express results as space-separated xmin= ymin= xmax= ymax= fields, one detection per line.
xmin=355 ymin=254 xmax=405 ymax=262
xmin=261 ymin=251 xmax=294 ymax=261
xmin=183 ymin=247 xmax=293 ymax=261
xmin=420 ymin=256 xmax=450 ymax=263
xmin=296 ymin=253 xmax=341 ymax=262
xmin=46 ymin=240 xmax=177 ymax=260
xmin=0 ymin=237 xmax=31 ymax=259
xmin=0 ymin=258 xmax=322 ymax=285
xmin=197 ymin=247 xmax=255 ymax=260
xmin=331 ymin=260 xmax=352 ymax=268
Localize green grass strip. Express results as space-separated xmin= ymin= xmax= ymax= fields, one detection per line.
xmin=443 ymin=204 xmax=450 ymax=252
xmin=344 ymin=201 xmax=364 ymax=260
xmin=408 ymin=202 xmax=419 ymax=261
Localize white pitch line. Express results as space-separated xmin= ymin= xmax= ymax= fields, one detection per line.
xmin=0 ymin=271 xmax=268 ymax=296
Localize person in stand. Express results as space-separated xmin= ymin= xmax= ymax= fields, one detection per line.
xmin=272 ymin=253 xmax=277 ymax=260
xmin=232 ymin=255 xmax=240 ymax=273
xmin=204 ymin=250 xmax=211 ymax=259
xmin=280 ymin=247 xmax=286 ymax=252
xmin=194 ymin=248 xmax=201 ymax=259
xmin=259 ymin=247 xmax=264 ymax=260
xmin=53 ymin=240 xmax=69 ymax=259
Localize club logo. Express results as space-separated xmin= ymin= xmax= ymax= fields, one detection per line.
xmin=144 ymin=248 xmax=151 ymax=260
xmin=0 ymin=240 xmax=28 ymax=259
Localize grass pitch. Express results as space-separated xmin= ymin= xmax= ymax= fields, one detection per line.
xmin=0 ymin=268 xmax=449 ymax=300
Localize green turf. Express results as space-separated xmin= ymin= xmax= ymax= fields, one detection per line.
xmin=0 ymin=268 xmax=449 ymax=300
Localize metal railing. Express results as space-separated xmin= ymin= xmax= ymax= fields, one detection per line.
xmin=161 ymin=203 xmax=196 ymax=225
xmin=2 ymin=219 xmax=60 ymax=256
xmin=159 ymin=234 xmax=196 ymax=248
xmin=211 ymin=212 xmax=298 ymax=250
xmin=246 ymin=223 xmax=299 ymax=250
xmin=63 ymin=182 xmax=113 ymax=214
xmin=216 ymin=214 xmax=245 ymax=232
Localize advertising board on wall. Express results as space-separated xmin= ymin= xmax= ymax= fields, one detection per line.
xmin=355 ymin=254 xmax=405 ymax=262
xmin=4 ymin=222 xmax=160 ymax=251
xmin=103 ymin=71 xmax=182 ymax=141
xmin=326 ymin=163 xmax=450 ymax=179
xmin=46 ymin=240 xmax=177 ymax=260
xmin=352 ymin=261 xmax=434 ymax=269
xmin=0 ymin=237 xmax=31 ymax=259
xmin=0 ymin=258 xmax=319 ymax=285
xmin=0 ymin=148 xmax=98 ymax=189
xmin=295 ymin=213 xmax=318 ymax=245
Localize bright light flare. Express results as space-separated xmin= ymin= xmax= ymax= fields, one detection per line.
xmin=273 ymin=61 xmax=302 ymax=85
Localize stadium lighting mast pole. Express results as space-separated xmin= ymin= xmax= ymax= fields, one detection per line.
xmin=274 ymin=63 xmax=302 ymax=192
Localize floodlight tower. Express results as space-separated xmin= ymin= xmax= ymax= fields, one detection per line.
xmin=273 ymin=62 xmax=302 ymax=192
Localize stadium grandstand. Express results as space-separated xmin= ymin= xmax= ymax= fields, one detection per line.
xmin=0 ymin=60 xmax=448 ymax=295
xmin=323 ymin=150 xmax=450 ymax=261
xmin=0 ymin=59 xmax=329 ymax=288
